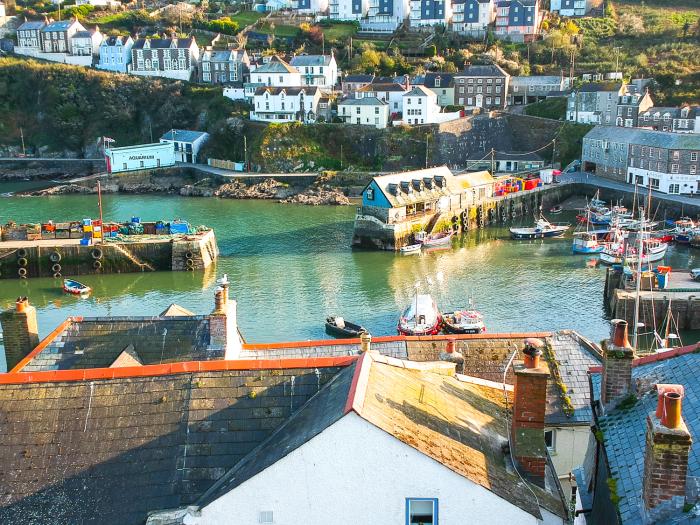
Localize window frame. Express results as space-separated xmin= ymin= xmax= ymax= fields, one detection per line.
xmin=545 ymin=429 xmax=556 ymax=452
xmin=406 ymin=498 xmax=438 ymax=525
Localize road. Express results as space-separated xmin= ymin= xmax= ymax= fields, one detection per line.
xmin=180 ymin=163 xmax=323 ymax=179
xmin=560 ymin=171 xmax=700 ymax=210
xmin=0 ymin=157 xmax=103 ymax=163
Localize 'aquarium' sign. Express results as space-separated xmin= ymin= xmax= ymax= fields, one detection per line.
xmin=129 ymin=155 xmax=156 ymax=160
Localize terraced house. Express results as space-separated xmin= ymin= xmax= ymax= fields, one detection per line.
xmin=451 ymin=0 xmax=495 ymax=35
xmin=97 ymin=35 xmax=133 ymax=73
xmin=494 ymin=0 xmax=540 ymax=42
xmin=454 ymin=63 xmax=509 ymax=110
xmin=200 ymin=48 xmax=249 ymax=85
xmin=409 ymin=0 xmax=451 ymax=27
xmin=130 ymin=37 xmax=200 ymax=81
xmin=582 ymin=126 xmax=700 ymax=195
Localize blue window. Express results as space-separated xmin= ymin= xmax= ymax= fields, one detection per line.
xmin=406 ymin=498 xmax=438 ymax=525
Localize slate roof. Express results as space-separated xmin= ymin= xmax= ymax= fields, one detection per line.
xmin=343 ymin=73 xmax=374 ymax=83
xmin=17 ymin=20 xmax=46 ymax=31
xmin=132 ymin=37 xmax=195 ymax=50
xmin=289 ymin=54 xmax=333 ymax=67
xmin=423 ymin=72 xmax=455 ymax=88
xmin=253 ymin=86 xmax=319 ymax=96
xmin=640 ymin=106 xmax=699 ymax=119
xmin=545 ymin=331 xmax=601 ymax=425
xmin=358 ymin=82 xmax=408 ymax=93
xmin=240 ymin=331 xmax=595 ymax=427
xmin=101 ymin=35 xmax=131 ymax=46
xmin=253 ymin=55 xmax=298 ymax=74
xmin=495 ymin=151 xmax=544 ymax=161
xmin=72 ymin=31 xmax=93 ymax=38
xmin=160 ymin=129 xmax=209 ymax=143
xmin=0 ymin=363 xmax=349 ymax=525
xmin=590 ymin=351 xmax=700 ymax=524
xmin=195 ymin=353 xmax=568 ymax=520
xmin=41 ymin=20 xmax=80 ymax=32
xmin=584 ymin=125 xmax=700 ymax=150
xmin=578 ymin=81 xmax=623 ymax=93
xmin=339 ymin=96 xmax=387 ymax=106
xmin=404 ymin=85 xmax=435 ymax=97
xmin=456 ymin=64 xmax=509 ymax=78
xmin=511 ymin=75 xmax=564 ymax=86
xmin=18 ymin=316 xmax=215 ymax=372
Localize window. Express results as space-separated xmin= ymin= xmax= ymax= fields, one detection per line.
xmin=692 ymin=152 xmax=698 ymax=162
xmin=650 ymin=177 xmax=660 ymax=189
xmin=258 ymin=511 xmax=273 ymax=524
xmin=366 ymin=187 xmax=375 ymax=200
xmin=545 ymin=430 xmax=555 ymax=452
xmin=669 ymin=184 xmax=680 ymax=194
xmin=673 ymin=150 xmax=680 ymax=160
xmin=691 ymin=165 xmax=697 ymax=175
xmin=671 ymin=164 xmax=679 ymax=174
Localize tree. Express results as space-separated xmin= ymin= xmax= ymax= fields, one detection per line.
xmin=354 ymin=48 xmax=381 ymax=73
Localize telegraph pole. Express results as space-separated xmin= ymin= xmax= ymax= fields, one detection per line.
xmin=490 ymin=148 xmax=495 ymax=175
xmin=244 ymin=135 xmax=248 ymax=172
xmin=425 ymin=134 xmax=429 ymax=169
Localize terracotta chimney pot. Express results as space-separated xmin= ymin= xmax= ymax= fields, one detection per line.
xmin=15 ymin=297 xmax=28 ymax=313
xmin=655 ymin=384 xmax=684 ymax=419
xmin=663 ymin=392 xmax=683 ymax=429
xmin=611 ymin=319 xmax=630 ymax=348
xmin=523 ymin=338 xmax=544 ymax=369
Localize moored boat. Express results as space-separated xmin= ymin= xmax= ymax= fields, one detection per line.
xmin=572 ymin=231 xmax=605 ymax=254
xmin=398 ymin=294 xmax=441 ymax=336
xmin=673 ymin=218 xmax=696 ymax=244
xmin=510 ymin=215 xmax=570 ymax=240
xmin=599 ymin=238 xmax=668 ymax=265
xmin=400 ymin=243 xmax=422 ymax=254
xmin=325 ymin=316 xmax=367 ymax=338
xmin=549 ymin=205 xmax=563 ymax=214
xmin=63 ymin=279 xmax=91 ymax=295
xmin=420 ymin=231 xmax=454 ymax=248
xmin=442 ymin=308 xmax=486 ymax=334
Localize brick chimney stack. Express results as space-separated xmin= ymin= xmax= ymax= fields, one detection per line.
xmin=642 ymin=385 xmax=692 ymax=523
xmin=1 ymin=297 xmax=40 ymax=371
xmin=511 ymin=338 xmax=549 ymax=487
xmin=208 ymin=275 xmax=242 ymax=360
xmin=601 ymin=319 xmax=635 ymax=410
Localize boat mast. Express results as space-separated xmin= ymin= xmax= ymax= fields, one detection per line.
xmin=97 ymin=180 xmax=104 ymax=245
xmin=632 ymin=206 xmax=645 ymax=350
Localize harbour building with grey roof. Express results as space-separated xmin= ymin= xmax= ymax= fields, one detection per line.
xmin=582 ymin=125 xmax=700 ymax=194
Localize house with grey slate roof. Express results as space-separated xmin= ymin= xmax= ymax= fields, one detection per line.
xmin=639 ymin=106 xmax=700 ymax=135
xmin=575 ymin=322 xmax=700 ymax=524
xmin=454 ymin=63 xmax=510 ymax=110
xmin=199 ymin=48 xmax=249 ymax=85
xmin=290 ymin=54 xmax=338 ymax=89
xmin=338 ymin=96 xmax=390 ymax=128
xmin=582 ymin=125 xmax=700 ymax=194
xmin=130 ymin=36 xmax=200 ymax=81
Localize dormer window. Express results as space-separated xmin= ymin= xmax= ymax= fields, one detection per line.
xmin=400 ymin=181 xmax=413 ymax=194
xmin=412 ymin=179 xmax=423 ymax=191
xmin=435 ymin=78 xmax=441 ymax=87
xmin=423 ymin=177 xmax=434 ymax=189
xmin=435 ymin=176 xmax=446 ymax=188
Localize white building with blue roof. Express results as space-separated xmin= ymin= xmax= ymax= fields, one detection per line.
xmin=160 ymin=130 xmax=210 ymax=164
xmin=452 ymin=0 xmax=495 ymax=35
xmin=409 ymin=0 xmax=451 ymax=27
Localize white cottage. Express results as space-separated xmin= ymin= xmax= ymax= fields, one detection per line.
xmin=251 ymin=86 xmax=321 ymax=123
xmin=250 ymin=55 xmax=302 ymax=87
xmin=338 ymin=97 xmax=390 ymax=128
xmin=148 ymin=353 xmax=569 ymax=525
xmin=402 ymin=85 xmax=459 ymax=124
xmin=69 ymin=27 xmax=101 ymax=65
xmin=159 ymin=129 xmax=210 ymax=164
xmin=289 ymin=54 xmax=338 ymax=89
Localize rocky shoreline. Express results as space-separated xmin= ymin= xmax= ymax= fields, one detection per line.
xmin=24 ymin=177 xmax=352 ymax=206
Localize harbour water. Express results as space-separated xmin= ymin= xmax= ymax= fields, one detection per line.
xmin=1 ymin=192 xmax=699 ymax=370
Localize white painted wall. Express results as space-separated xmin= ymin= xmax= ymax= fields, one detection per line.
xmin=251 ymin=70 xmax=302 ymax=87
xmin=184 ymin=412 xmax=554 ymax=525
xmin=339 ymin=102 xmax=389 ymax=128
xmin=546 ymin=426 xmax=594 ymax=496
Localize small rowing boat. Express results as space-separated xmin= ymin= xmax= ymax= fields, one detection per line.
xmin=549 ymin=205 xmax=563 ymax=214
xmin=400 ymin=243 xmax=422 ymax=254
xmin=421 ymin=231 xmax=453 ymax=249
xmin=325 ymin=316 xmax=367 ymax=338
xmin=63 ymin=279 xmax=91 ymax=295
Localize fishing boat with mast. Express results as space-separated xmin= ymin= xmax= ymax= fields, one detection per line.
xmin=672 ymin=218 xmax=696 ymax=244
xmin=442 ymin=300 xmax=486 ymax=334
xmin=572 ymin=208 xmax=609 ymax=254
xmin=397 ymin=294 xmax=441 ymax=336
xmin=509 ymin=213 xmax=570 ymax=240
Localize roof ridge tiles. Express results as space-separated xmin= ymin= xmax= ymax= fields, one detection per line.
xmin=1 ymin=356 xmax=358 ymax=384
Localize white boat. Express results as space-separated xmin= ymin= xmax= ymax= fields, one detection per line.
xmin=510 ymin=215 xmax=570 ymax=239
xmin=599 ymin=238 xmax=668 ymax=265
xmin=400 ymin=244 xmax=422 ymax=254
xmin=398 ymin=294 xmax=442 ymax=336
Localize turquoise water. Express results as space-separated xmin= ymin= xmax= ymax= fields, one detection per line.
xmin=1 ymin=192 xmax=699 ymax=370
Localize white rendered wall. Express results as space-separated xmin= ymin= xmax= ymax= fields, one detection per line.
xmin=185 ymin=412 xmax=549 ymax=525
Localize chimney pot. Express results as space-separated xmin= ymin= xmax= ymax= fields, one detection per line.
xmin=360 ymin=331 xmax=371 ymax=353
xmin=16 ymin=297 xmax=28 ymax=313
xmin=655 ymin=384 xmax=684 ymax=419
xmin=611 ymin=319 xmax=631 ymax=348
xmin=663 ymin=392 xmax=683 ymax=429
xmin=523 ymin=338 xmax=544 ymax=368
